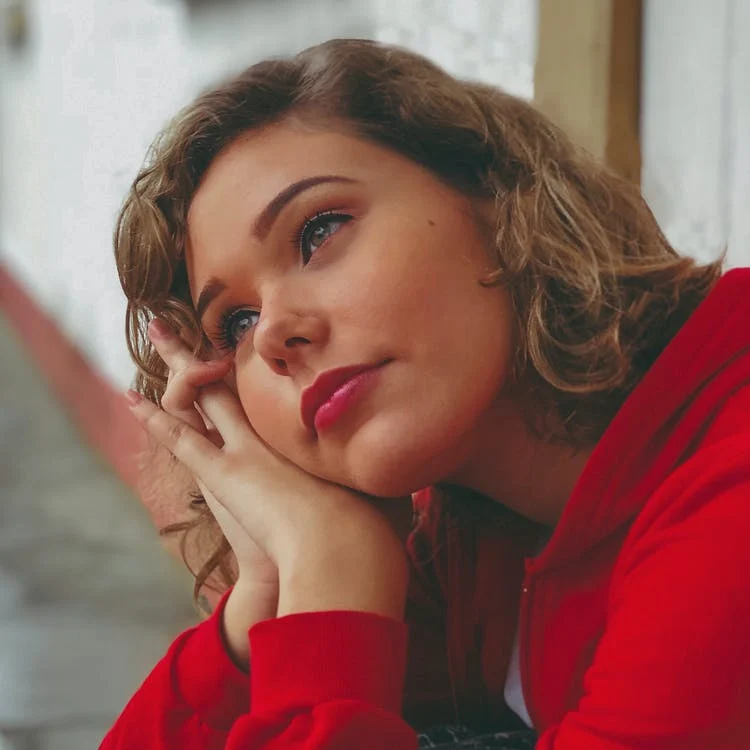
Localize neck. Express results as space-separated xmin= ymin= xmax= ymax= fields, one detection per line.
xmin=449 ymin=391 xmax=595 ymax=527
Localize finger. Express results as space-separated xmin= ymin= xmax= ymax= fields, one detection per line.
xmin=194 ymin=379 xmax=257 ymax=445
xmin=148 ymin=318 xmax=214 ymax=375
xmin=162 ymin=359 xmax=233 ymax=433
xmin=204 ymin=427 xmax=225 ymax=449
xmin=126 ymin=391 xmax=224 ymax=482
xmin=148 ymin=320 xmax=254 ymax=446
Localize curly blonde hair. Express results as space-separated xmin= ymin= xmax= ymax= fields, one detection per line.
xmin=114 ymin=38 xmax=723 ymax=613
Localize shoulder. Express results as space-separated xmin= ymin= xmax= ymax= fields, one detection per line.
xmin=612 ymin=409 xmax=750 ymax=612
xmin=611 ymin=382 xmax=750 ymax=605
xmin=625 ymin=383 xmax=750 ymax=542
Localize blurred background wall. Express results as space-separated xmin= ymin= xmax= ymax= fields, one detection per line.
xmin=641 ymin=0 xmax=749 ymax=269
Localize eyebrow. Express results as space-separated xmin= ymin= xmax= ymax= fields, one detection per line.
xmin=195 ymin=174 xmax=357 ymax=323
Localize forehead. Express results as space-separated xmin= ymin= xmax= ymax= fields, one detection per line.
xmin=183 ymin=124 xmax=397 ymax=304
xmin=182 ymin=121 xmax=480 ymax=308
xmin=184 ymin=122 xmax=448 ymax=276
xmin=188 ymin=123 xmax=394 ymax=230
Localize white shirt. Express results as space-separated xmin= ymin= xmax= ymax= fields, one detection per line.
xmin=504 ymin=624 xmax=533 ymax=727
xmin=503 ymin=529 xmax=551 ymax=728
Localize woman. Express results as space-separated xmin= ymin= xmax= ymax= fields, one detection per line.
xmin=102 ymin=39 xmax=750 ymax=749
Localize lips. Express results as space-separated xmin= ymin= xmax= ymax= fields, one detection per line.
xmin=301 ymin=361 xmax=387 ymax=431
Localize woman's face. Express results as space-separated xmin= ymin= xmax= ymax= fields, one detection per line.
xmin=185 ymin=121 xmax=515 ymax=497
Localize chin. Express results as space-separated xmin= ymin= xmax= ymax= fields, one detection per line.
xmin=341 ymin=418 xmax=468 ymax=498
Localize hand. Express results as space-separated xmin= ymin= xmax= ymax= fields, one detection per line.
xmin=128 ymin=319 xmax=411 ymax=607
xmin=153 ymin=320 xmax=279 ymax=594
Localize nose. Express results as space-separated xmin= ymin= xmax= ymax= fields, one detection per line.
xmin=253 ymin=297 xmax=328 ymax=376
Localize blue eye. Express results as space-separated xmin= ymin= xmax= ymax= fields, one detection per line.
xmin=297 ymin=212 xmax=351 ymax=264
xmin=212 ymin=308 xmax=260 ymax=351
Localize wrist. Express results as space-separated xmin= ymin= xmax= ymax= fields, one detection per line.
xmin=221 ymin=579 xmax=279 ymax=672
xmin=277 ymin=535 xmax=409 ymax=621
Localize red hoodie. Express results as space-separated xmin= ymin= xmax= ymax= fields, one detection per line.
xmin=101 ymin=268 xmax=750 ymax=749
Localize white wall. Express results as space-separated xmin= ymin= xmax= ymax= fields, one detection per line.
xmin=641 ymin=0 xmax=750 ymax=269
xmin=373 ymin=0 xmax=537 ymax=99
xmin=0 ymin=0 xmax=194 ymax=388
xmin=0 ymin=0 xmax=536 ymax=390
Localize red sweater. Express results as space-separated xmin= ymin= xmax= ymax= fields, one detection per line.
xmin=101 ymin=268 xmax=750 ymax=749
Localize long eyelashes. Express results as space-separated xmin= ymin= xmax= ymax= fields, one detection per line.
xmin=210 ymin=307 xmax=260 ymax=353
xmin=207 ymin=209 xmax=353 ymax=352
xmin=292 ymin=209 xmax=352 ymax=265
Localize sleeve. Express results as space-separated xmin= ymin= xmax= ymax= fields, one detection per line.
xmin=99 ymin=588 xmax=250 ymax=749
xmin=101 ymin=499 xmax=449 ymax=749
xmin=225 ymin=609 xmax=418 ymax=749
xmin=536 ymin=479 xmax=750 ymax=750
xmin=100 ymin=612 xmax=426 ymax=750
xmin=100 ymin=572 xmax=442 ymax=747
xmin=101 ymin=598 xmax=419 ymax=749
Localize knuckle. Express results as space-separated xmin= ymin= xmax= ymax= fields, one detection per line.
xmin=186 ymin=361 xmax=225 ymax=385
xmin=166 ymin=418 xmax=190 ymax=446
xmin=163 ymin=370 xmax=197 ymax=409
xmin=160 ymin=391 xmax=176 ymax=412
xmin=143 ymin=409 xmax=163 ymax=434
xmin=175 ymin=363 xmax=204 ymax=388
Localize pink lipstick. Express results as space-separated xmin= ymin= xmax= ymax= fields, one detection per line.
xmin=301 ymin=361 xmax=388 ymax=432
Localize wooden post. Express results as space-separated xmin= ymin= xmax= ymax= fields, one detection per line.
xmin=534 ymin=0 xmax=642 ymax=184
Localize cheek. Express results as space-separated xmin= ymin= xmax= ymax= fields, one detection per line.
xmin=391 ymin=260 xmax=511 ymax=366
xmin=234 ymin=363 xmax=294 ymax=447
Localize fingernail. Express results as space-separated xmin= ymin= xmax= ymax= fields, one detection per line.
xmin=125 ymin=389 xmax=143 ymax=407
xmin=149 ymin=318 xmax=172 ymax=339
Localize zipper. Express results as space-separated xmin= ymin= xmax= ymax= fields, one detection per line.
xmin=518 ymin=558 xmax=538 ymax=729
